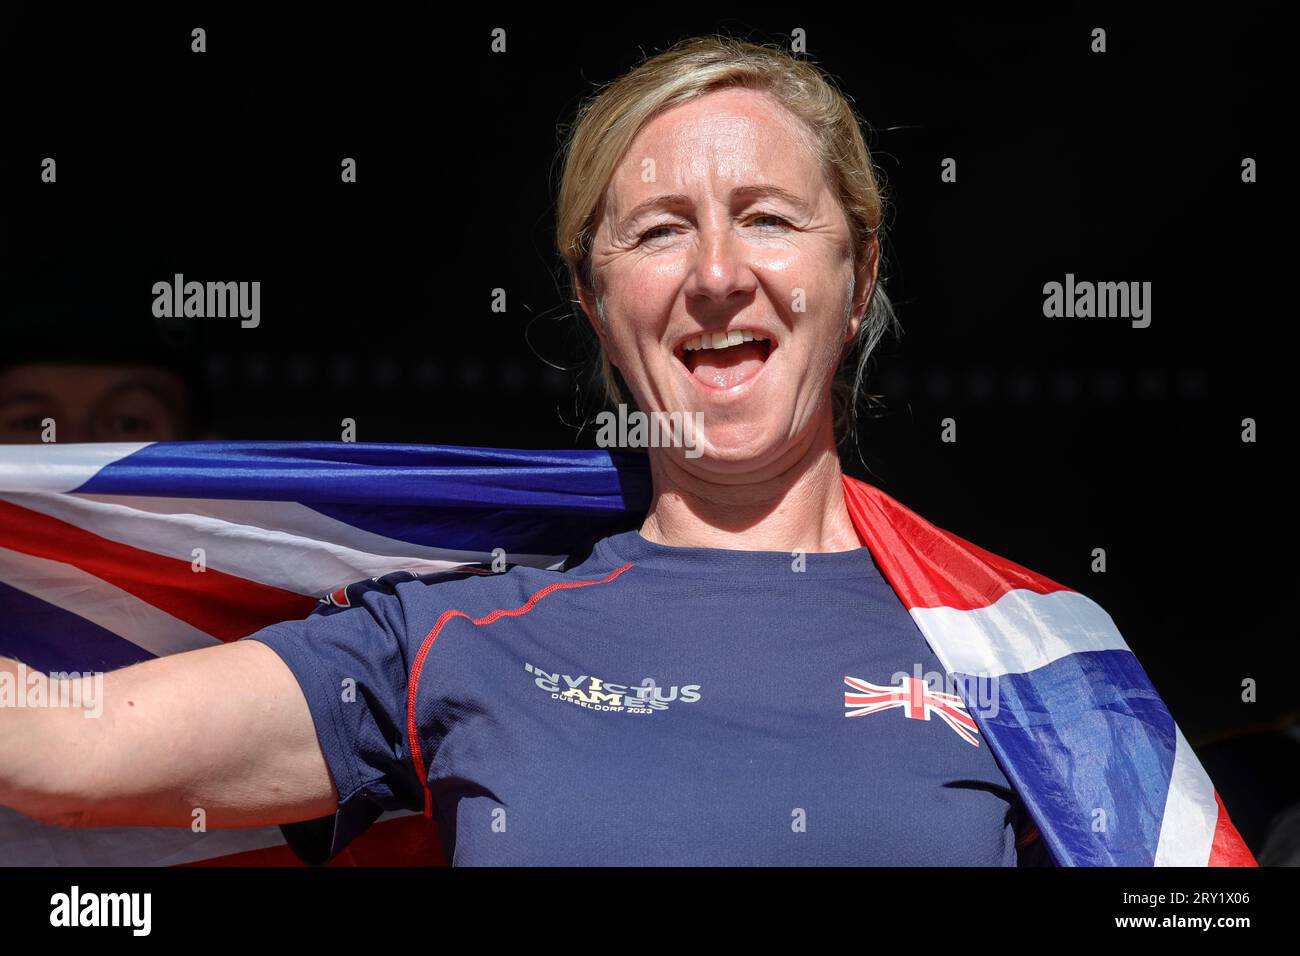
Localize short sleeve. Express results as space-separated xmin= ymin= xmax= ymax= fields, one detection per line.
xmin=242 ymin=577 xmax=425 ymax=865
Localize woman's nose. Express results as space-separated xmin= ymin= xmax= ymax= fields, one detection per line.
xmin=683 ymin=222 xmax=757 ymax=304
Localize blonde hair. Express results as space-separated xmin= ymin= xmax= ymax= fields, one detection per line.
xmin=555 ymin=35 xmax=898 ymax=445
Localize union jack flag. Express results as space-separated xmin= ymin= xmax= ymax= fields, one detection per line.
xmin=844 ymin=674 xmax=980 ymax=747
xmin=0 ymin=441 xmax=1258 ymax=866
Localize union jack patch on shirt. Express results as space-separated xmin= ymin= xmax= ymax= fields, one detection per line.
xmin=844 ymin=674 xmax=980 ymax=746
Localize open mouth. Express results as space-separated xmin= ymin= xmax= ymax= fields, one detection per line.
xmin=673 ymin=329 xmax=775 ymax=391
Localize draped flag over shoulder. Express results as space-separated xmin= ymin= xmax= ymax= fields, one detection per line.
xmin=0 ymin=441 xmax=1255 ymax=867
xmin=841 ymin=479 xmax=1255 ymax=867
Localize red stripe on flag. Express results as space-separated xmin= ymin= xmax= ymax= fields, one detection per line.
xmin=0 ymin=499 xmax=316 ymax=641
xmin=176 ymin=814 xmax=447 ymax=867
xmin=842 ymin=475 xmax=1072 ymax=611
xmin=1207 ymin=790 xmax=1258 ymax=867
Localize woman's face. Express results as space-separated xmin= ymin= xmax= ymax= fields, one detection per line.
xmin=583 ymin=87 xmax=874 ymax=478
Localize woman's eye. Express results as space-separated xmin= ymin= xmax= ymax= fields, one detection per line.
xmin=639 ymin=225 xmax=675 ymax=243
xmin=639 ymin=213 xmax=789 ymax=244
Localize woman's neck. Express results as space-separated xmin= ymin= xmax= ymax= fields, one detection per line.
xmin=638 ymin=417 xmax=861 ymax=554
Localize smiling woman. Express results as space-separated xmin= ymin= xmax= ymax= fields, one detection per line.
xmin=552 ymin=39 xmax=904 ymax=557
xmin=234 ymin=36 xmax=1055 ymax=867
xmin=0 ymin=34 xmax=1255 ymax=870
xmin=559 ymin=38 xmax=898 ymax=476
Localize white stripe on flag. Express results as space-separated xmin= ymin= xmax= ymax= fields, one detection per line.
xmin=1 ymin=491 xmax=566 ymax=598
xmin=0 ymin=443 xmax=150 ymax=494
xmin=1154 ymin=725 xmax=1219 ymax=866
xmin=0 ymin=545 xmax=219 ymax=657
xmin=77 ymin=492 xmax=568 ymax=568
xmin=910 ymin=586 xmax=1130 ymax=679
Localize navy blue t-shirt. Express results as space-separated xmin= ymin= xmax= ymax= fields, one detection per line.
xmin=246 ymin=529 xmax=1042 ymax=866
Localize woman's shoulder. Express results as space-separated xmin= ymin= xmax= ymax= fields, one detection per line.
xmin=324 ymin=560 xmax=561 ymax=614
xmin=323 ymin=539 xmax=624 ymax=625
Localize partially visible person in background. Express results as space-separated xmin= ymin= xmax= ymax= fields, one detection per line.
xmin=0 ymin=361 xmax=197 ymax=443
xmin=0 ymin=237 xmax=211 ymax=443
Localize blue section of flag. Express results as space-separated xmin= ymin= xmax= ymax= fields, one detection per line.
xmin=959 ymin=648 xmax=1177 ymax=866
xmin=0 ymin=440 xmax=1245 ymax=866
xmin=0 ymin=580 xmax=156 ymax=674
xmin=74 ymin=441 xmax=651 ymax=509
xmin=72 ymin=442 xmax=653 ymax=553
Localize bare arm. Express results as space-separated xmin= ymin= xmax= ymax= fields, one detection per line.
xmin=0 ymin=642 xmax=337 ymax=829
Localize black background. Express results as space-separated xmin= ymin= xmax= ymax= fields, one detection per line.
xmin=0 ymin=7 xmax=1294 ymax=849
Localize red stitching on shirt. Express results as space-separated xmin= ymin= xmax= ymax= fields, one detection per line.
xmin=405 ymin=562 xmax=633 ymax=817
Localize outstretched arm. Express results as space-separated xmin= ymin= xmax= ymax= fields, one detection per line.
xmin=0 ymin=643 xmax=336 ymax=830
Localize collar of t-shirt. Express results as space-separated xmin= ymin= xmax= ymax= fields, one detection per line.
xmin=582 ymin=528 xmax=878 ymax=580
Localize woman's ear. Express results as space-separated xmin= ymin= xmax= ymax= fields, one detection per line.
xmin=576 ymin=278 xmax=607 ymax=348
xmin=576 ymin=274 xmax=622 ymax=371
xmin=847 ymin=234 xmax=881 ymax=341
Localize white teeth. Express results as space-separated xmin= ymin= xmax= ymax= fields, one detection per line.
xmin=681 ymin=331 xmax=771 ymax=351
